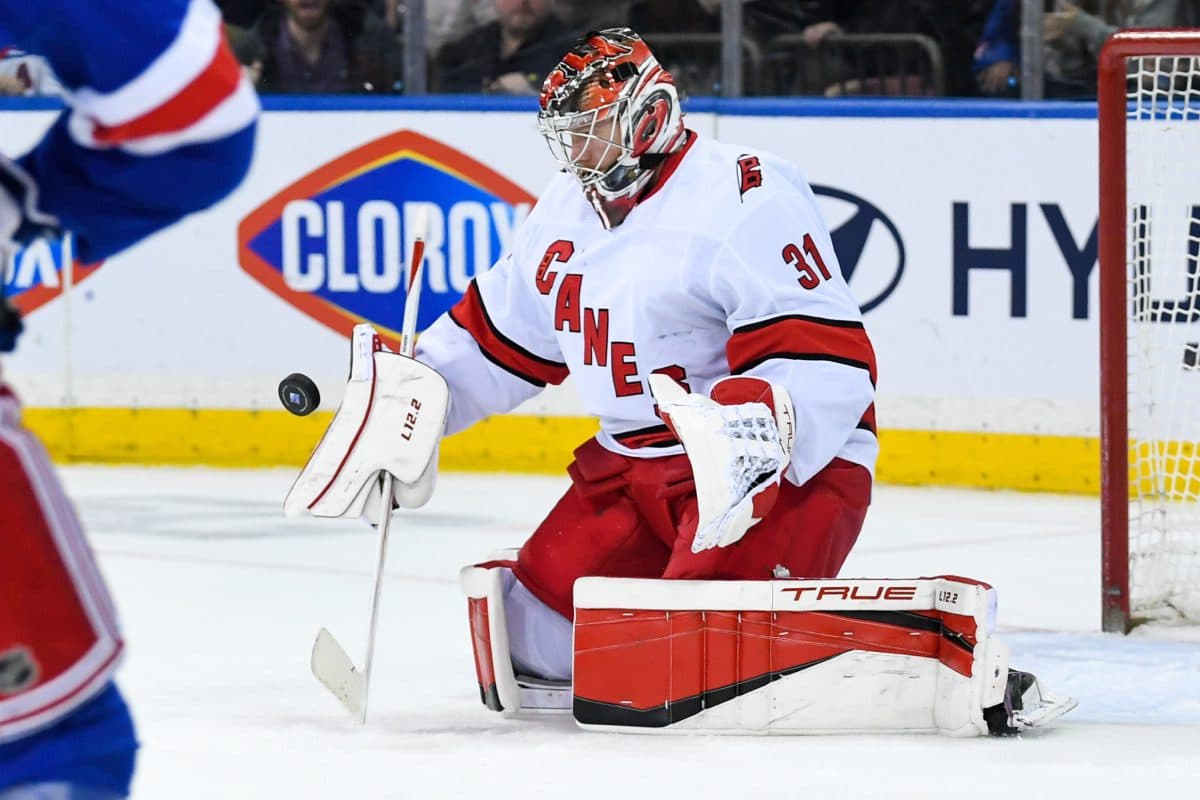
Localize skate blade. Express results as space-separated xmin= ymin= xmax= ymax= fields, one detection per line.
xmin=1014 ymin=692 xmax=1078 ymax=730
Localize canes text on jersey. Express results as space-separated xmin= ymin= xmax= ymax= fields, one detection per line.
xmin=536 ymin=239 xmax=674 ymax=398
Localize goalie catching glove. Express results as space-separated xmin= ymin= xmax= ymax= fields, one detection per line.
xmin=649 ymin=374 xmax=795 ymax=552
xmin=284 ymin=324 xmax=449 ymax=519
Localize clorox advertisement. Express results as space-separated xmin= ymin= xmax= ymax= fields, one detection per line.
xmin=0 ymin=104 xmax=1112 ymax=489
xmin=238 ymin=130 xmax=536 ymax=347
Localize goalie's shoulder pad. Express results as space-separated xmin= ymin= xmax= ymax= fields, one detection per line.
xmin=285 ymin=326 xmax=449 ymax=518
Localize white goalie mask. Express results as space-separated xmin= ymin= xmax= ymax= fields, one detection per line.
xmin=537 ymin=28 xmax=686 ymax=229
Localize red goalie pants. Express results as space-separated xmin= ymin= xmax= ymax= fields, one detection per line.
xmin=514 ymin=437 xmax=873 ymax=619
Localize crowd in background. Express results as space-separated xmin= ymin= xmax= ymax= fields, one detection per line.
xmin=2 ymin=1 xmax=1199 ymax=99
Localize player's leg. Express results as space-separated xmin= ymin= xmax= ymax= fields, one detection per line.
xmin=570 ymin=459 xmax=1074 ymax=735
xmin=0 ymin=388 xmax=136 ymax=797
xmin=571 ymin=574 xmax=1077 ymax=735
xmin=661 ymin=457 xmax=872 ymax=580
xmin=461 ymin=438 xmax=671 ymax=709
xmin=513 ymin=438 xmax=674 ymax=618
xmin=0 ymin=683 xmax=137 ymax=799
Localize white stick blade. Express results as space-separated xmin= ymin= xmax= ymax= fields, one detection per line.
xmin=311 ymin=627 xmax=365 ymax=719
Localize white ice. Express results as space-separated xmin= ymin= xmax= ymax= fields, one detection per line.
xmin=63 ymin=466 xmax=1200 ymax=800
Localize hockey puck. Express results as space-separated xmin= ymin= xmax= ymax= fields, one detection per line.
xmin=278 ymin=373 xmax=321 ymax=416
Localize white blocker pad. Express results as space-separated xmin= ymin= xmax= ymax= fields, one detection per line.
xmin=572 ymin=576 xmax=1011 ymax=736
xmin=284 ymin=324 xmax=449 ymax=518
xmin=460 ymin=556 xmax=573 ymax=714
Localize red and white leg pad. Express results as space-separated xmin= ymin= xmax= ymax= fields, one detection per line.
xmin=571 ymin=576 xmax=1060 ymax=736
xmin=460 ymin=554 xmax=572 ymax=715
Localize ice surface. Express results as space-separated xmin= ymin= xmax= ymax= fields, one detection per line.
xmin=62 ymin=467 xmax=1200 ymax=799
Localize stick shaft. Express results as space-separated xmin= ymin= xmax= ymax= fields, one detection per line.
xmin=356 ymin=211 xmax=428 ymax=723
xmin=358 ymin=470 xmax=394 ymax=724
xmin=399 ymin=207 xmax=430 ymax=357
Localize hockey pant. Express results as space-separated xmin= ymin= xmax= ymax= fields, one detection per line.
xmin=507 ymin=437 xmax=872 ymax=678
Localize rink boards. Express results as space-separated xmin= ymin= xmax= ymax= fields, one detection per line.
xmin=0 ymin=97 xmax=1118 ymax=492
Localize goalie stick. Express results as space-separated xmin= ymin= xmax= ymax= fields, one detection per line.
xmin=310 ymin=209 xmax=429 ymax=724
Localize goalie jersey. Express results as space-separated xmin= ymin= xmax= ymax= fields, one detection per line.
xmin=416 ymin=132 xmax=878 ymax=487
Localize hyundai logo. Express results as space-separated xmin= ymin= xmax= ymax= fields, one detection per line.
xmin=812 ymin=186 xmax=905 ymax=313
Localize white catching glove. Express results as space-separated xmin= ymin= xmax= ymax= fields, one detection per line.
xmin=284 ymin=324 xmax=449 ymax=519
xmin=649 ymin=374 xmax=796 ymax=552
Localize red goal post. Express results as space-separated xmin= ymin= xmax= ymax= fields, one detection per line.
xmin=1099 ymin=30 xmax=1200 ymax=633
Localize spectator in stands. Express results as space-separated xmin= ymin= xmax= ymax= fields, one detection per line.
xmin=629 ymin=0 xmax=716 ymax=33
xmin=369 ymin=0 xmax=400 ymax=31
xmin=744 ymin=1 xmax=851 ymax=95
xmin=358 ymin=0 xmax=500 ymax=50
xmin=234 ymin=0 xmax=402 ymax=93
xmin=828 ymin=2 xmax=986 ymax=97
xmin=744 ymin=1 xmax=848 ymax=44
xmin=555 ymin=0 xmax=632 ymax=32
xmin=427 ymin=0 xmax=496 ymax=54
xmin=975 ymin=0 xmax=1199 ymax=98
xmin=626 ymin=1 xmax=720 ymax=94
xmin=748 ymin=1 xmax=987 ymax=97
xmin=431 ymin=0 xmax=574 ymax=94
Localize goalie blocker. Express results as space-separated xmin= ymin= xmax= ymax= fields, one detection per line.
xmin=284 ymin=324 xmax=449 ymax=519
xmin=461 ymin=568 xmax=1077 ymax=735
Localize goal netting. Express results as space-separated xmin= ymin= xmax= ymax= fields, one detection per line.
xmin=1100 ymin=31 xmax=1200 ymax=631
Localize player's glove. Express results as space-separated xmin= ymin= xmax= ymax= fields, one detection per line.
xmin=0 ymin=291 xmax=23 ymax=354
xmin=650 ymin=374 xmax=796 ymax=552
xmin=1 ymin=153 xmax=61 ymax=354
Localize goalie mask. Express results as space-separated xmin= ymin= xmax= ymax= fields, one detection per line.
xmin=538 ymin=29 xmax=686 ymax=229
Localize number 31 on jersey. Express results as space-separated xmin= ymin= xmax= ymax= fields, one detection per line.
xmin=783 ymin=234 xmax=833 ymax=290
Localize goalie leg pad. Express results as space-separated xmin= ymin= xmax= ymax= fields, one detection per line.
xmin=461 ymin=558 xmax=520 ymax=712
xmin=571 ymin=576 xmax=1063 ymax=736
xmin=460 ymin=556 xmax=573 ymax=714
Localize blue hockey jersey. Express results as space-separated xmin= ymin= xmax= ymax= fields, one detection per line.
xmin=1 ymin=0 xmax=259 ymax=261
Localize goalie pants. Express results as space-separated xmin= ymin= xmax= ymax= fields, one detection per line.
xmin=514 ymin=437 xmax=872 ymax=619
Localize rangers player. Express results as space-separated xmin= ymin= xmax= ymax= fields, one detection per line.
xmin=1 ymin=1 xmax=258 ymax=795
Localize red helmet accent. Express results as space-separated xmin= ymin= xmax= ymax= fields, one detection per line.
xmin=538 ymin=29 xmax=686 ymax=229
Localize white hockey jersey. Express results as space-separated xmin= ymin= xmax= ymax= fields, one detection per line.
xmin=415 ymin=132 xmax=878 ymax=487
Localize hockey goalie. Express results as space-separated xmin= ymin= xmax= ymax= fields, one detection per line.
xmin=287 ymin=28 xmax=1075 ymax=736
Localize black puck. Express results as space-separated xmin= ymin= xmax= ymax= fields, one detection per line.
xmin=278 ymin=373 xmax=321 ymax=416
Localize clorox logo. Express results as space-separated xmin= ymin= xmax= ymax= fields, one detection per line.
xmin=3 ymin=238 xmax=102 ymax=314
xmin=238 ymin=130 xmax=536 ymax=344
xmin=812 ymin=186 xmax=905 ymax=314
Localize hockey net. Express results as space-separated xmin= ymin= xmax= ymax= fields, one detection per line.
xmin=1100 ymin=31 xmax=1200 ymax=632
